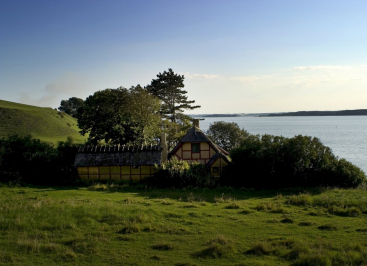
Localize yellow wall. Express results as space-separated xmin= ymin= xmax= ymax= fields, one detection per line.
xmin=183 ymin=151 xmax=191 ymax=159
xmin=183 ymin=143 xmax=191 ymax=150
xmin=121 ymin=166 xmax=130 ymax=174
xmin=192 ymin=153 xmax=200 ymax=159
xmin=210 ymin=157 xmax=228 ymax=177
xmin=77 ymin=166 xmax=153 ymax=181
xmin=201 ymin=142 xmax=208 ymax=149
xmin=89 ymin=167 xmax=99 ymax=175
xmin=175 ymin=142 xmax=212 ymax=162
xmin=201 ymin=151 xmax=209 ymax=158
xmin=110 ymin=166 xmax=120 ymax=174
xmin=131 ymin=166 xmax=140 ymax=175
xmin=77 ymin=167 xmax=88 ymax=175
xmin=210 ymin=147 xmax=215 ymax=158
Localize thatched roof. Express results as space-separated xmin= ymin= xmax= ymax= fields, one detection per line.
xmin=75 ymin=144 xmax=162 ymax=167
xmin=206 ymin=152 xmax=231 ymax=167
xmin=180 ymin=127 xmax=212 ymax=143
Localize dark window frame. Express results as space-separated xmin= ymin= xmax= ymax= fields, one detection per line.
xmin=192 ymin=143 xmax=200 ymax=153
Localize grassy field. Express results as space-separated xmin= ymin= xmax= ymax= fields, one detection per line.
xmin=0 ymin=100 xmax=87 ymax=143
xmin=1 ymin=185 xmax=367 ymax=266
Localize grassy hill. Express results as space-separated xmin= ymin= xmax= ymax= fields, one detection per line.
xmin=1 ymin=185 xmax=367 ymax=265
xmin=0 ymin=99 xmax=87 ymax=143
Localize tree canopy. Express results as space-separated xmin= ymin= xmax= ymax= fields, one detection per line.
xmin=76 ymin=86 xmax=161 ymax=145
xmin=223 ymin=134 xmax=366 ymax=188
xmin=58 ymin=97 xmax=84 ymax=118
xmin=146 ymin=68 xmax=200 ymax=123
xmin=160 ymin=114 xmax=192 ymax=149
xmin=206 ymin=121 xmax=250 ymax=151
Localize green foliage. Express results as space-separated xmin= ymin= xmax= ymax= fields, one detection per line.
xmin=58 ymin=97 xmax=84 ymax=118
xmin=76 ymin=86 xmax=161 ymax=145
xmin=147 ymin=69 xmax=200 ymax=123
xmin=224 ymin=134 xmax=366 ymax=188
xmin=148 ymin=157 xmax=215 ymax=188
xmin=0 ymin=135 xmax=80 ymax=185
xmin=148 ymin=157 xmax=190 ymax=188
xmin=161 ymin=114 xmax=192 ymax=149
xmin=206 ymin=121 xmax=250 ymax=151
xmin=128 ymin=86 xmax=162 ymax=144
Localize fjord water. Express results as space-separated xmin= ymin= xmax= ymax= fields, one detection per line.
xmin=199 ymin=116 xmax=367 ymax=173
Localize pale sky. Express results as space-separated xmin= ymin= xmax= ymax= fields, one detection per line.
xmin=1 ymin=0 xmax=366 ymax=114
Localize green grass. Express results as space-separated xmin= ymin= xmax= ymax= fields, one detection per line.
xmin=1 ymin=185 xmax=367 ymax=265
xmin=0 ymin=99 xmax=87 ymax=143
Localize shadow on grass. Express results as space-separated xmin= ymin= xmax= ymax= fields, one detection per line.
xmin=20 ymin=183 xmax=327 ymax=204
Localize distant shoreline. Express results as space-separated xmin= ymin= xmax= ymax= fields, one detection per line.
xmin=190 ymin=109 xmax=367 ymax=118
xmin=263 ymin=109 xmax=367 ymax=117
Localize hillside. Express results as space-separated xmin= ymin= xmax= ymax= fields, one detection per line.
xmin=0 ymin=99 xmax=87 ymax=143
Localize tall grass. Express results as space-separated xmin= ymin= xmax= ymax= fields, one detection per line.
xmin=286 ymin=189 xmax=367 ymax=215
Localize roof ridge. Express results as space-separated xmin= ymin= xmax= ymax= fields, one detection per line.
xmin=77 ymin=144 xmax=162 ymax=153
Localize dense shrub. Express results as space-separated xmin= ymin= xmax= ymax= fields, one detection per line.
xmin=147 ymin=157 xmax=215 ymax=188
xmin=222 ymin=134 xmax=366 ymax=188
xmin=0 ymin=135 xmax=80 ymax=185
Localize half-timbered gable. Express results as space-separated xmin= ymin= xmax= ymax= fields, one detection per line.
xmin=168 ymin=120 xmax=231 ymax=176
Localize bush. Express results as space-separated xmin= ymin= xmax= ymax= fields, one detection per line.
xmin=147 ymin=157 xmax=215 ymax=188
xmin=222 ymin=134 xmax=366 ymax=189
xmin=0 ymin=135 xmax=80 ymax=185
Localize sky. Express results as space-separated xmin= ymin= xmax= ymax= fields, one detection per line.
xmin=1 ymin=0 xmax=367 ymax=114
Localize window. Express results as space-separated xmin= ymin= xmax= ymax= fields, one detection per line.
xmin=192 ymin=143 xmax=200 ymax=153
xmin=212 ymin=167 xmax=219 ymax=173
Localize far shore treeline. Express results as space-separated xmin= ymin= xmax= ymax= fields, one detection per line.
xmin=264 ymin=109 xmax=367 ymax=117
xmin=0 ymin=69 xmax=366 ymax=189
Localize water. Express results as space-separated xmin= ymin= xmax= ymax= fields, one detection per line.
xmin=198 ymin=116 xmax=367 ymax=173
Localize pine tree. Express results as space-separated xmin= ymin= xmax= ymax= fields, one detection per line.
xmin=147 ymin=69 xmax=200 ymax=123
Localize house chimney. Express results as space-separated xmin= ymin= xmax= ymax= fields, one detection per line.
xmin=193 ymin=119 xmax=200 ymax=128
xmin=160 ymin=133 xmax=168 ymax=163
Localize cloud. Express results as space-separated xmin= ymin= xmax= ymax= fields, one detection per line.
xmin=183 ymin=72 xmax=265 ymax=84
xmin=230 ymin=76 xmax=261 ymax=83
xmin=293 ymin=65 xmax=352 ymax=71
xmin=184 ymin=72 xmax=219 ymax=79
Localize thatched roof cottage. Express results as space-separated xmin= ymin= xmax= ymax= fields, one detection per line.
xmin=168 ymin=119 xmax=230 ymax=177
xmin=74 ymin=119 xmax=229 ymax=180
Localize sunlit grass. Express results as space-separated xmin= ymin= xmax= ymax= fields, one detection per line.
xmin=0 ymin=185 xmax=367 ymax=265
xmin=0 ymin=99 xmax=87 ymax=143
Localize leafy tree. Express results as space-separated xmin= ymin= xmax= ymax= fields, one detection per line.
xmin=206 ymin=121 xmax=250 ymax=151
xmin=76 ymin=86 xmax=161 ymax=145
xmin=58 ymin=97 xmax=84 ymax=117
xmin=223 ymin=134 xmax=366 ymax=188
xmin=128 ymin=85 xmax=161 ymax=144
xmin=147 ymin=68 xmax=200 ymax=123
xmin=160 ymin=114 xmax=192 ymax=149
